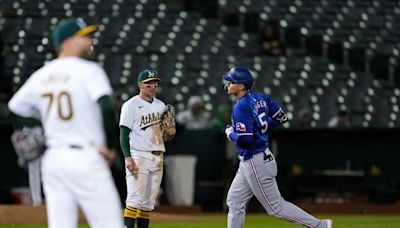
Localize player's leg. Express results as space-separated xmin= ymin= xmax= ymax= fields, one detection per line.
xmin=137 ymin=153 xmax=164 ymax=228
xmin=41 ymin=149 xmax=79 ymax=228
xmin=243 ymin=152 xmax=322 ymax=228
xmin=124 ymin=167 xmax=138 ymax=228
xmin=136 ymin=209 xmax=151 ymax=228
xmin=125 ymin=154 xmax=152 ymax=228
xmin=43 ymin=184 xmax=79 ymax=228
xmin=226 ymin=164 xmax=254 ymax=228
xmin=77 ymin=165 xmax=124 ymax=228
xmin=124 ymin=205 xmax=138 ymax=228
xmin=124 ymin=166 xmax=143 ymax=228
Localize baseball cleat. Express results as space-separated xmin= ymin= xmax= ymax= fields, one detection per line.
xmin=325 ymin=219 xmax=333 ymax=228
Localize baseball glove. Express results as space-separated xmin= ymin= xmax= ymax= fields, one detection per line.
xmin=161 ymin=104 xmax=176 ymax=129
xmin=11 ymin=126 xmax=45 ymax=167
xmin=161 ymin=104 xmax=176 ymax=142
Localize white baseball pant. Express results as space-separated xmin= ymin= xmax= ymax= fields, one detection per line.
xmin=41 ymin=147 xmax=124 ymax=228
xmin=125 ymin=150 xmax=163 ymax=211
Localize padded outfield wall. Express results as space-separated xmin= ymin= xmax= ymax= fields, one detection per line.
xmin=1 ymin=124 xmax=399 ymax=210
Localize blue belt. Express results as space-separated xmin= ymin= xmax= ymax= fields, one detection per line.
xmin=238 ymin=151 xmax=274 ymax=162
xmin=238 ymin=151 xmax=262 ymax=161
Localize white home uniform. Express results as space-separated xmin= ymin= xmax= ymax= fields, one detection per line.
xmin=119 ymin=95 xmax=166 ymax=211
xmin=8 ymin=57 xmax=123 ymax=228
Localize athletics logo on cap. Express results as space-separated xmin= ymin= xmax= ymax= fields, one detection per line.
xmin=76 ymin=18 xmax=87 ymax=29
xmin=138 ymin=69 xmax=161 ymax=83
xmin=51 ymin=18 xmax=98 ymax=49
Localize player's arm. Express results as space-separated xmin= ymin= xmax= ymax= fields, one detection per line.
xmin=267 ymin=98 xmax=288 ymax=128
xmin=226 ymin=106 xmax=254 ymax=144
xmin=4 ymin=75 xmax=41 ymax=127
xmin=118 ymin=101 xmax=133 ymax=158
xmin=9 ymin=112 xmax=41 ymax=127
xmin=83 ymin=63 xmax=118 ymax=150
xmin=118 ymin=102 xmax=138 ymax=173
xmin=119 ymin=125 xmax=131 ymax=158
xmin=226 ymin=129 xmax=254 ymax=143
xmin=1 ymin=104 xmax=41 ymax=127
xmin=97 ymin=95 xmax=118 ymax=150
xmin=268 ymin=108 xmax=288 ymax=127
xmin=120 ymin=125 xmax=138 ymax=176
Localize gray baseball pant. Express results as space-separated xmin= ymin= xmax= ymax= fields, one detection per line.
xmin=226 ymin=150 xmax=327 ymax=228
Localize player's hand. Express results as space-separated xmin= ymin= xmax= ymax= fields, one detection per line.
xmin=225 ymin=125 xmax=234 ymax=141
xmin=98 ymin=145 xmax=116 ymax=166
xmin=125 ymin=156 xmax=139 ymax=179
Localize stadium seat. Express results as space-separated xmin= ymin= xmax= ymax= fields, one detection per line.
xmin=2 ymin=0 xmax=400 ymax=127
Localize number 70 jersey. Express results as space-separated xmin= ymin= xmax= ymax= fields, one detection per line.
xmin=8 ymin=57 xmax=113 ymax=149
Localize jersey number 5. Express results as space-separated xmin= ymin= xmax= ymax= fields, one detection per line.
xmin=258 ymin=112 xmax=268 ymax=134
xmin=42 ymin=91 xmax=73 ymax=120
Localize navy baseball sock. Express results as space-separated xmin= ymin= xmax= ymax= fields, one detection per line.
xmin=136 ymin=218 xmax=149 ymax=228
xmin=136 ymin=209 xmax=150 ymax=228
xmin=124 ymin=206 xmax=137 ymax=228
xmin=124 ymin=217 xmax=136 ymax=228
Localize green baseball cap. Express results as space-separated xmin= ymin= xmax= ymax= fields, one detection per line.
xmin=138 ymin=70 xmax=161 ymax=83
xmin=52 ymin=18 xmax=97 ymax=49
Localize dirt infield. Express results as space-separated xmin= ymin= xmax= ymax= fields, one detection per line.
xmin=0 ymin=205 xmax=204 ymax=224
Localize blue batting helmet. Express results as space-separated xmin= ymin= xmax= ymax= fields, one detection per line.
xmin=223 ymin=66 xmax=254 ymax=89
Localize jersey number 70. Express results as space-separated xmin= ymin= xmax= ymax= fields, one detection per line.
xmin=42 ymin=91 xmax=74 ymax=121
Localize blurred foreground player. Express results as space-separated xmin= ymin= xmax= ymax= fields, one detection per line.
xmin=7 ymin=18 xmax=123 ymax=228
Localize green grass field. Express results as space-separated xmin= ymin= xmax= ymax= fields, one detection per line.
xmin=2 ymin=214 xmax=400 ymax=228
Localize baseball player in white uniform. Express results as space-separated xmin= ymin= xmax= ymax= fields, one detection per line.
xmin=7 ymin=18 xmax=123 ymax=228
xmin=119 ymin=69 xmax=176 ymax=228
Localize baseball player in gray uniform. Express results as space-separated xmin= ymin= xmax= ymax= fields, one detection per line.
xmin=7 ymin=18 xmax=124 ymax=228
xmin=119 ymin=69 xmax=176 ymax=228
xmin=223 ymin=67 xmax=332 ymax=228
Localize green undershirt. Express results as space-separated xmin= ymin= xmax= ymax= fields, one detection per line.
xmin=119 ymin=126 xmax=131 ymax=158
xmin=97 ymin=95 xmax=118 ymax=150
xmin=10 ymin=112 xmax=42 ymax=127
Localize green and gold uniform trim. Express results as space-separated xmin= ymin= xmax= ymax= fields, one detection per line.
xmin=75 ymin=25 xmax=97 ymax=36
xmin=140 ymin=77 xmax=161 ymax=83
xmin=124 ymin=206 xmax=151 ymax=220
xmin=124 ymin=206 xmax=138 ymax=219
xmin=137 ymin=209 xmax=151 ymax=219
